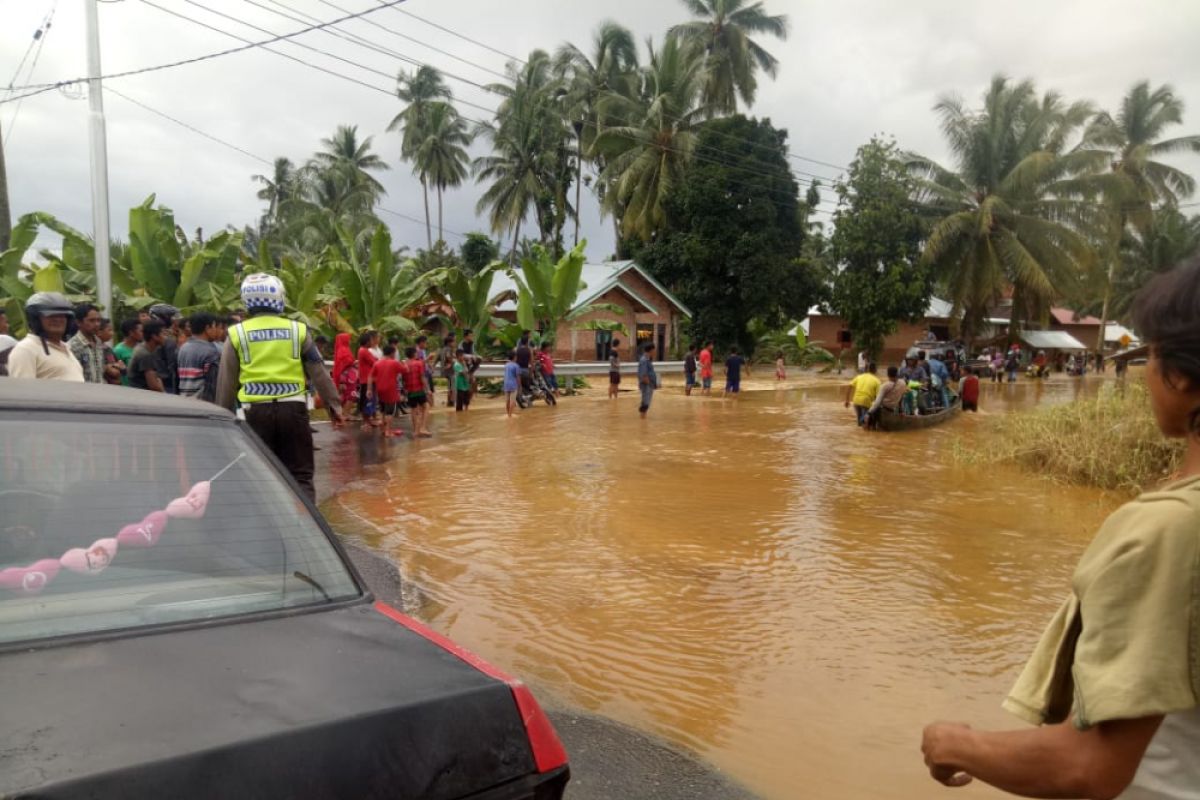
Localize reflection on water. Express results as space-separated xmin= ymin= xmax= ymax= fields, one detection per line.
xmin=324 ymin=379 xmax=1116 ymax=800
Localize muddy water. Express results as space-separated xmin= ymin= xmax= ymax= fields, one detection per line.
xmin=324 ymin=378 xmax=1117 ymax=799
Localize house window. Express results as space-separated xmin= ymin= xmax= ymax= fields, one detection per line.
xmin=595 ymin=330 xmax=614 ymax=361
xmin=636 ymin=323 xmax=655 ymax=350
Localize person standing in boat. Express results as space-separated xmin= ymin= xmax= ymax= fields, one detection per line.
xmin=921 ymin=257 xmax=1200 ymax=799
xmin=867 ymin=366 xmax=908 ymax=428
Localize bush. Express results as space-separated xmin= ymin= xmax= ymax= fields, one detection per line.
xmin=955 ymin=382 xmax=1185 ymax=494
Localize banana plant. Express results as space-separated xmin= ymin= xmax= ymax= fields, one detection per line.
xmin=334 ymin=223 xmax=433 ymax=333
xmin=425 ymin=260 xmax=515 ymax=336
xmin=246 ymin=240 xmax=341 ymax=331
xmin=128 ymin=195 xmax=245 ymax=311
xmin=509 ymin=239 xmax=622 ymax=342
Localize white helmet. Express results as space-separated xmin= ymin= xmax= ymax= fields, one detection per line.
xmin=240 ymin=273 xmax=286 ymax=314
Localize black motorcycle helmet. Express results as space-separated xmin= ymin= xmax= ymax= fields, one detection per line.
xmin=148 ymin=303 xmax=180 ymax=326
xmin=25 ymin=292 xmax=78 ymax=354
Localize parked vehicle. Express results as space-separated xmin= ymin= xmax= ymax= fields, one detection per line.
xmin=0 ymin=381 xmax=569 ymax=800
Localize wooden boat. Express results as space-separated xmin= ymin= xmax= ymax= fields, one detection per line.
xmin=877 ymin=399 xmax=961 ymax=432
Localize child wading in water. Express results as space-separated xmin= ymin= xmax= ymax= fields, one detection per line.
xmin=503 ymin=350 xmax=520 ymax=417
xmin=454 ymin=349 xmax=471 ymax=411
xmin=366 ymin=344 xmax=404 ymax=437
xmin=775 ymin=351 xmax=786 ymax=381
xmin=921 ymin=257 xmax=1200 ymax=799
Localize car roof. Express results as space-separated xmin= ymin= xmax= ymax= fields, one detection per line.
xmin=0 ymin=379 xmax=235 ymax=420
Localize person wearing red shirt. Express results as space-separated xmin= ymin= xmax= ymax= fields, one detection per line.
xmin=403 ymin=346 xmax=432 ymax=438
xmin=960 ymin=366 xmax=981 ymax=412
xmin=698 ymin=340 xmax=715 ymax=395
xmin=367 ymin=345 xmax=405 ymax=437
xmin=356 ymin=331 xmax=380 ymax=422
xmin=537 ymin=342 xmax=558 ymax=394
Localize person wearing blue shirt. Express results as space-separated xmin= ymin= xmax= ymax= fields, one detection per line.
xmin=928 ymin=352 xmax=951 ymax=408
xmin=637 ymin=342 xmax=658 ymax=417
xmin=503 ymin=350 xmax=520 ymax=417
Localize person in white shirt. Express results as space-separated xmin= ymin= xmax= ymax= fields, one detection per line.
xmin=6 ymin=292 xmax=85 ymax=382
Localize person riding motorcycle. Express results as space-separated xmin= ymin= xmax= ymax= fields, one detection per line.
xmin=5 ymin=292 xmax=84 ymax=381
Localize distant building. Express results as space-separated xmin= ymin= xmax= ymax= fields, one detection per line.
xmin=801 ymin=298 xmax=956 ymax=365
xmin=491 ymin=260 xmax=692 ymax=362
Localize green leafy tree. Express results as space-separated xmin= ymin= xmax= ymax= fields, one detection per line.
xmin=252 ymin=157 xmax=298 ymax=233
xmin=1083 ymin=81 xmax=1200 ymax=351
xmin=460 ymin=232 xmax=500 ymax=274
xmin=412 ymin=101 xmax=472 ymax=246
xmin=1110 ymin=208 xmax=1200 ymax=321
xmin=510 ymin=240 xmax=621 ymax=343
xmin=637 ymin=116 xmax=820 ymax=353
xmin=555 ymin=21 xmax=640 ymax=246
xmin=907 ymin=76 xmax=1105 ymax=339
xmin=312 ymin=124 xmax=389 ymax=202
xmin=593 ymin=35 xmax=709 ymax=243
xmin=669 ymin=0 xmax=789 ymax=115
xmin=829 ymin=138 xmax=931 ymax=361
xmin=333 ymin=224 xmax=431 ymax=333
xmin=426 ymin=262 xmax=514 ymax=336
xmin=389 ymin=66 xmax=452 ymax=249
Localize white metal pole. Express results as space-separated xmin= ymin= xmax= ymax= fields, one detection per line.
xmin=85 ymin=0 xmax=112 ymax=314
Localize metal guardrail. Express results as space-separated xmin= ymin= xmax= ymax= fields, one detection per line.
xmin=473 ymin=360 xmax=686 ymax=378
xmin=325 ymin=360 xmax=687 ymax=378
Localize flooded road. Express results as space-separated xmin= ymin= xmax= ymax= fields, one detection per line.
xmin=324 ymin=378 xmax=1116 ymax=799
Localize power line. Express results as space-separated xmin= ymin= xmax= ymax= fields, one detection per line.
xmin=0 ymin=0 xmax=408 ymax=105
xmin=4 ymin=2 xmax=56 ymax=145
xmin=376 ymin=0 xmax=850 ymax=175
xmin=103 ymin=86 xmax=464 ymax=240
xmin=2 ymin=4 xmax=54 ymax=99
xmin=135 ymin=0 xmax=835 ymax=204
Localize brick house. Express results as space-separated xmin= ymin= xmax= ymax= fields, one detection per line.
xmin=492 ymin=260 xmax=692 ymax=362
xmin=1048 ymin=307 xmax=1103 ymax=353
xmin=801 ymin=298 xmax=956 ymax=366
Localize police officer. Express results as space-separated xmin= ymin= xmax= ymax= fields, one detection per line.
xmin=215 ymin=274 xmax=343 ymax=501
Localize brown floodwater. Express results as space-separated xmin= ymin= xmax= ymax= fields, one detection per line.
xmin=323 ymin=377 xmax=1119 ymax=800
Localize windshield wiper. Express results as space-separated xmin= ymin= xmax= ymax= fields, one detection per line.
xmin=292 ymin=570 xmax=331 ymax=602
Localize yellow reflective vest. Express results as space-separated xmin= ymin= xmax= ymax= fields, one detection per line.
xmin=227 ymin=316 xmax=308 ymax=404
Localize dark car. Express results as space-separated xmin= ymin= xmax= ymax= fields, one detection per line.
xmin=0 ymin=381 xmax=568 ymax=799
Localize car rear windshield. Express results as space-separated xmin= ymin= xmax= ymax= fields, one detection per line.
xmin=0 ymin=415 xmax=361 ymax=645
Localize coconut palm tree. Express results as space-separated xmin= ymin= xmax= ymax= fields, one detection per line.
xmin=1110 ymin=207 xmax=1200 ymax=321
xmin=907 ymin=76 xmax=1108 ymax=340
xmin=474 ymin=51 xmax=570 ymax=261
xmin=668 ymin=0 xmax=788 ymax=115
xmin=412 ymin=102 xmax=472 ymax=246
xmin=313 ymin=124 xmax=389 ymax=204
xmin=251 ymin=157 xmax=297 ymax=232
xmin=592 ymin=35 xmax=709 ymax=242
xmin=1081 ymin=81 xmax=1200 ymax=352
xmin=555 ymin=22 xmax=639 ymax=245
xmin=389 ymin=66 xmax=452 ymax=249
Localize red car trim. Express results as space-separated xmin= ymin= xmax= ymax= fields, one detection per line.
xmin=373 ymin=601 xmax=568 ymax=773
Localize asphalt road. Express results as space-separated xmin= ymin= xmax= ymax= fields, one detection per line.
xmin=316 ymin=426 xmax=758 ymax=800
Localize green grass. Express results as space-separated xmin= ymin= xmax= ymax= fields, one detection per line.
xmin=955 ymin=382 xmax=1185 ymax=495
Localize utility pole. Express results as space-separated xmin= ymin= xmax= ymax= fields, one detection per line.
xmin=85 ymin=0 xmax=113 ymax=314
xmin=0 ymin=120 xmax=11 ymax=252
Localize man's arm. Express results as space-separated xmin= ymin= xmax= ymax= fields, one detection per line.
xmin=869 ymin=383 xmax=886 ymax=413
xmin=7 ymin=343 xmax=35 ymax=379
xmin=302 ymin=335 xmax=342 ymax=420
xmin=922 ymin=716 xmax=1162 ymax=799
xmin=145 ymin=366 xmax=165 ymax=393
xmin=215 ymin=340 xmax=240 ymax=411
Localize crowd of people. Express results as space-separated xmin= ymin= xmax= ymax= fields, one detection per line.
xmin=841 ymin=347 xmax=982 ymax=429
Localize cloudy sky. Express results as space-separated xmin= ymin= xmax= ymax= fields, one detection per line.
xmin=3 ymin=0 xmax=1199 ymax=261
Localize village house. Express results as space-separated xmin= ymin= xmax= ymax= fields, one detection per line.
xmin=801 ymin=298 xmax=956 ymax=365
xmin=491 ymin=260 xmax=692 ymax=362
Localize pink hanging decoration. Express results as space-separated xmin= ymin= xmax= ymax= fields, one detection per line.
xmin=0 ymin=453 xmax=245 ymax=596
xmin=165 ymin=481 xmax=211 ymax=520
xmin=60 ymin=538 xmax=119 ymax=575
xmin=116 ymin=510 xmax=169 ymax=549
xmin=0 ymin=559 xmax=62 ymax=595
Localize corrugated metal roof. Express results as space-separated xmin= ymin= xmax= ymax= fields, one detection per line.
xmin=1050 ymin=307 xmax=1102 ymax=326
xmin=1104 ymin=322 xmax=1139 ymax=344
xmin=808 ymin=297 xmax=952 ymax=319
xmin=489 ymin=260 xmax=691 ymax=317
xmin=1020 ymin=330 xmax=1088 ymax=350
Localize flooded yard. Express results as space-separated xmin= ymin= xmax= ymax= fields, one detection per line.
xmin=323 ymin=378 xmax=1117 ymax=799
